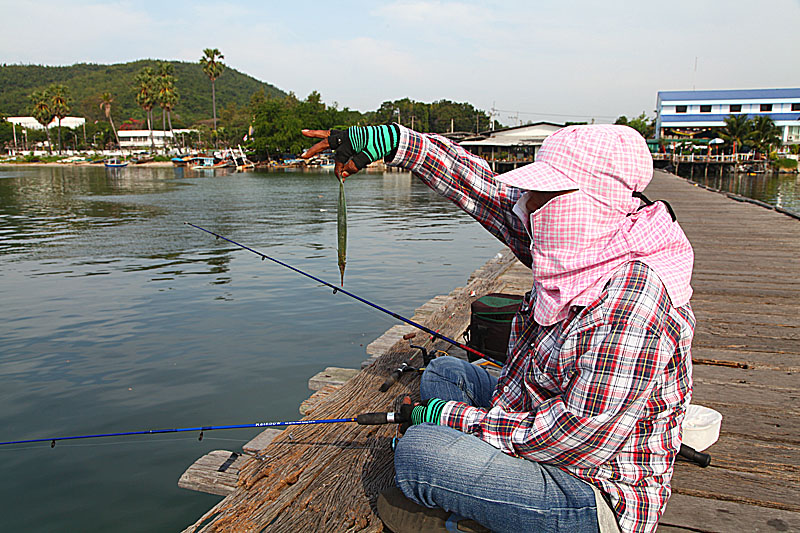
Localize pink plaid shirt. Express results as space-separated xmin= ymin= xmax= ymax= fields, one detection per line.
xmin=388 ymin=126 xmax=695 ymax=533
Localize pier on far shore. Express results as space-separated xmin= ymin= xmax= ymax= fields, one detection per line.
xmin=178 ymin=169 xmax=800 ymax=532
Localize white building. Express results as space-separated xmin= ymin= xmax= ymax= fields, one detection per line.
xmin=118 ymin=129 xmax=195 ymax=150
xmin=8 ymin=116 xmax=86 ymax=130
xmin=656 ymin=88 xmax=800 ymax=144
xmin=459 ymin=122 xmax=563 ymax=170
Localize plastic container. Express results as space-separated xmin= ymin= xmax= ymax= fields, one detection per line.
xmin=681 ymin=404 xmax=722 ymax=451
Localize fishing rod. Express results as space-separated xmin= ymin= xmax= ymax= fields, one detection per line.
xmin=0 ymin=412 xmax=402 ymax=448
xmin=186 ymin=223 xmax=502 ymax=368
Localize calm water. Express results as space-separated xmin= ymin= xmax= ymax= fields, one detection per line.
xmin=673 ymin=166 xmax=800 ymax=216
xmin=0 ymin=166 xmax=500 ymax=531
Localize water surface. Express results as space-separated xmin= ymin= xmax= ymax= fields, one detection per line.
xmin=0 ymin=165 xmax=500 ymax=531
xmin=673 ymin=166 xmax=800 ymax=216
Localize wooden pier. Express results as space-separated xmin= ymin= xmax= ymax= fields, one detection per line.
xmin=179 ymin=169 xmax=799 ymax=532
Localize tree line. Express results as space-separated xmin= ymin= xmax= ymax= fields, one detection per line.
xmin=2 ymin=48 xmax=499 ymax=158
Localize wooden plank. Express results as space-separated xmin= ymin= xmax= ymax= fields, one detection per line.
xmin=660 ymin=493 xmax=800 ymax=532
xmin=694 ymin=403 xmax=800 ymax=445
xmin=691 ymin=365 xmax=800 ymax=391
xmin=178 ymin=450 xmax=246 ymax=497
xmin=692 ymin=348 xmax=800 ymax=372
xmin=243 ymin=429 xmax=283 ymax=454
xmin=299 ymin=383 xmax=341 ymax=416
xmin=307 ymin=367 xmax=360 ymax=391
xmin=671 ymin=464 xmax=800 ymax=512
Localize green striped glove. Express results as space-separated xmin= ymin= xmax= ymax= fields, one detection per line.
xmin=327 ymin=125 xmax=400 ymax=172
xmin=410 ymin=398 xmax=448 ymax=425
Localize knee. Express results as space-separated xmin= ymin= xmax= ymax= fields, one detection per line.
xmin=393 ymin=425 xmax=451 ymax=480
xmin=421 ymin=356 xmax=469 ymax=393
xmin=425 ymin=355 xmax=468 ymax=376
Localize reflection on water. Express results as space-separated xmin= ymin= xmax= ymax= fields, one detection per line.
xmin=673 ymin=166 xmax=800 ymax=216
xmin=0 ymin=165 xmax=500 ymax=532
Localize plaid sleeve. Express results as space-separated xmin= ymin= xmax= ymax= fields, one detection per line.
xmin=388 ymin=125 xmax=532 ymax=267
xmin=440 ymin=322 xmax=670 ymax=468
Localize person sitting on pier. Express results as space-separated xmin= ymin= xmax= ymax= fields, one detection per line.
xmin=301 ymin=124 xmax=695 ymax=533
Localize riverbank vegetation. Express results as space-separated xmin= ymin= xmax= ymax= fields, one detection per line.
xmin=0 ymin=60 xmax=284 ymax=127
xmin=2 ymin=56 xmax=499 ymax=159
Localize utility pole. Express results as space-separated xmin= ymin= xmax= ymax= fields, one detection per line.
xmin=12 ymin=121 xmax=18 ymax=154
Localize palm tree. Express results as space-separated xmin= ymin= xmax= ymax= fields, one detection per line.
xmin=156 ymin=63 xmax=179 ymax=149
xmin=48 ymin=84 xmax=70 ymax=155
xmin=99 ymin=92 xmax=121 ymax=150
xmin=718 ymin=114 xmax=753 ymax=156
xmin=29 ymin=90 xmax=54 ymax=154
xmin=200 ymin=48 xmax=225 ymax=135
xmin=134 ymin=67 xmax=157 ymax=152
xmin=750 ymin=115 xmax=782 ymax=157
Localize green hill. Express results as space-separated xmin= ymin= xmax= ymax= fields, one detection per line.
xmin=0 ymin=60 xmax=286 ymax=128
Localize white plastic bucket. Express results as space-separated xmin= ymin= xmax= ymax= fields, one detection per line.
xmin=682 ymin=404 xmax=723 ymax=452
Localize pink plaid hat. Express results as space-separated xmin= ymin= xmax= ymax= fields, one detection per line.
xmin=495 ymin=124 xmax=654 ymax=212
xmin=495 ymin=125 xmax=693 ymax=325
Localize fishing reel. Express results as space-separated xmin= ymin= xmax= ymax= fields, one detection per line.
xmin=378 ymin=333 xmax=448 ymax=392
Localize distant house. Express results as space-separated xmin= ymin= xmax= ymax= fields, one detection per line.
xmin=458 ymin=122 xmax=563 ymax=171
xmin=118 ymin=129 xmax=196 ymax=150
xmin=7 ymin=116 xmax=86 ymax=130
xmin=656 ymin=88 xmax=800 ymax=144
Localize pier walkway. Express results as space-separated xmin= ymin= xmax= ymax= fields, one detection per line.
xmin=181 ymin=169 xmax=800 ymax=532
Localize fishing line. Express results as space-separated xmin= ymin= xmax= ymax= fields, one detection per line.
xmin=186 ymin=223 xmax=502 ymax=367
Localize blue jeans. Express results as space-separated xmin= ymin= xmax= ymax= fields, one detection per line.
xmin=394 ymin=356 xmax=600 ymax=533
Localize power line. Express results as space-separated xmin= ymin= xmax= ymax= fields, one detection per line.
xmin=493 ymin=108 xmax=619 ymax=120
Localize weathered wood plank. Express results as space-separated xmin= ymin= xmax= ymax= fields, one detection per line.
xmin=660 ymin=493 xmax=800 ymax=532
xmin=178 ymin=450 xmax=246 ymax=497
xmin=671 ymin=464 xmax=800 ymax=512
xmin=299 ymin=383 xmax=341 ymax=416
xmin=692 ymin=347 xmax=800 ymax=371
xmin=307 ymin=367 xmax=360 ymax=391
xmin=693 ymin=403 xmax=800 ymax=445
xmin=243 ymin=429 xmax=283 ymax=454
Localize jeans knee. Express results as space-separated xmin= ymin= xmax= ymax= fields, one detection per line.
xmin=421 ymin=356 xmax=467 ymax=394
xmin=425 ymin=355 xmax=467 ymax=377
xmin=393 ymin=425 xmax=427 ymax=476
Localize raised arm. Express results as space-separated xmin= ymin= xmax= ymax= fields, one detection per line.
xmin=301 ymin=125 xmax=532 ymax=266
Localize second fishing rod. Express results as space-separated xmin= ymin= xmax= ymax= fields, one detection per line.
xmin=186 ymin=223 xmax=502 ymax=368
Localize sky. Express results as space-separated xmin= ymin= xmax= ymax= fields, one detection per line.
xmin=2 ymin=0 xmax=799 ymax=125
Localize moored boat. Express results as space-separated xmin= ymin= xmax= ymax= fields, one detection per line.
xmin=104 ymin=158 xmax=128 ymax=168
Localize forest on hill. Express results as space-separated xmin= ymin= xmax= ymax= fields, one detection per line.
xmin=0 ymin=60 xmax=285 ymax=127
xmin=0 ymin=59 xmax=499 ymax=158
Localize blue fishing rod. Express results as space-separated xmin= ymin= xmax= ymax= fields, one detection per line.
xmin=0 ymin=412 xmax=401 ymax=447
xmin=186 ymin=223 xmax=502 ymax=368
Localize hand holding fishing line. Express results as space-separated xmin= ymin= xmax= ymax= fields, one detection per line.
xmin=300 ymin=125 xmax=400 ymax=179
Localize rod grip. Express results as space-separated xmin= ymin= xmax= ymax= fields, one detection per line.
xmin=679 ymin=444 xmax=711 ymax=467
xmin=379 ymin=370 xmax=402 ymax=392
xmin=356 ymin=412 xmax=395 ymax=425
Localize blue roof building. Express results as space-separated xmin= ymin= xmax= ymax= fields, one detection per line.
xmin=656 ymin=88 xmax=800 ymax=145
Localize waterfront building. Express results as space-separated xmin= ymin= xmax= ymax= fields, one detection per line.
xmin=118 ymin=129 xmax=195 ymax=150
xmin=7 ymin=116 xmax=86 ymax=130
xmin=459 ymin=122 xmax=563 ymax=171
xmin=656 ymin=88 xmax=800 ymax=145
